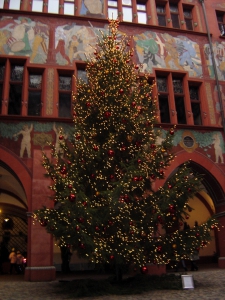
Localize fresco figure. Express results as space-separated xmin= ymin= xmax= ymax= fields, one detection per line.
xmin=68 ymin=35 xmax=79 ymax=62
xmin=30 ymin=23 xmax=48 ymax=63
xmin=213 ymin=133 xmax=224 ymax=164
xmin=177 ymin=37 xmax=201 ymax=77
xmin=163 ymin=34 xmax=183 ymax=70
xmin=7 ymin=17 xmax=32 ymax=54
xmin=13 ymin=124 xmax=33 ymax=158
xmin=53 ymin=123 xmax=68 ymax=156
xmin=80 ymin=0 xmax=104 ymax=17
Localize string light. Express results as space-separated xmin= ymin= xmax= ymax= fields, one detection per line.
xmin=33 ymin=19 xmax=219 ymax=269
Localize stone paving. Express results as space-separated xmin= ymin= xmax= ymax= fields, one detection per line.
xmin=0 ymin=265 xmax=225 ymax=300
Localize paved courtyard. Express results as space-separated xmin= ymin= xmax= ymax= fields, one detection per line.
xmin=0 ymin=265 xmax=225 ymax=300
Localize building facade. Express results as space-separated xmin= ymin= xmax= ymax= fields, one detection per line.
xmin=0 ymin=0 xmax=224 ymax=281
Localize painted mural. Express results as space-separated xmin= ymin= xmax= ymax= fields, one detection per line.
xmin=0 ymin=122 xmax=72 ymax=158
xmin=55 ymin=24 xmax=100 ymax=65
xmin=134 ymin=31 xmax=202 ymax=77
xmin=79 ymin=0 xmax=105 ymax=18
xmin=0 ymin=16 xmax=49 ymax=63
xmin=204 ymin=42 xmax=225 ymax=80
xmin=0 ymin=123 xmax=224 ymax=164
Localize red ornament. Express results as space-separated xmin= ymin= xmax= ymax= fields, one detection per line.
xmin=86 ymin=102 xmax=91 ymax=107
xmin=141 ymin=266 xmax=148 ymax=274
xmin=78 ymin=217 xmax=85 ymax=223
xmin=135 ymin=65 xmax=139 ymax=70
xmin=82 ymin=201 xmax=87 ymax=206
xmin=69 ymin=194 xmax=76 ymax=202
xmin=115 ymin=70 xmax=120 ymax=75
xmin=107 ymin=150 xmax=115 ymax=157
xmin=131 ymin=101 xmax=136 ymax=107
xmin=40 ymin=219 xmax=47 ymax=227
xmin=132 ymin=176 xmax=139 ymax=182
xmin=157 ymin=246 xmax=162 ymax=253
xmin=170 ymin=129 xmax=174 ymax=135
xmin=110 ymin=255 xmax=114 ymax=260
xmin=79 ymin=243 xmax=85 ymax=249
xmin=137 ymin=159 xmax=142 ymax=164
xmin=59 ymin=135 xmax=64 ymax=140
xmin=119 ymin=89 xmax=124 ymax=94
xmin=150 ymin=174 xmax=156 ymax=180
xmin=76 ymin=225 xmax=80 ymax=231
xmin=150 ymin=144 xmax=156 ymax=149
xmin=196 ymin=232 xmax=200 ymax=237
xmin=160 ymin=170 xmax=164 ymax=176
xmin=104 ymin=111 xmax=111 ymax=118
xmin=60 ymin=166 xmax=67 ymax=175
xmin=188 ymin=187 xmax=192 ymax=192
xmin=76 ymin=134 xmax=81 ymax=140
xmin=121 ymin=118 xmax=127 ymax=124
xmin=109 ymin=174 xmax=115 ymax=180
xmin=95 ymin=226 xmax=100 ymax=231
xmin=168 ymin=184 xmax=172 ymax=189
xmin=124 ymin=194 xmax=130 ymax=203
xmin=68 ymin=184 xmax=73 ymax=189
xmin=136 ymin=141 xmax=141 ymax=147
xmin=93 ymin=145 xmax=99 ymax=151
xmin=90 ymin=173 xmax=95 ymax=179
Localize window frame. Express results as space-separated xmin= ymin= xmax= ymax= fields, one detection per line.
xmin=216 ymin=11 xmax=225 ymax=37
xmin=57 ymin=70 xmax=74 ymax=119
xmin=156 ymin=71 xmax=206 ymax=126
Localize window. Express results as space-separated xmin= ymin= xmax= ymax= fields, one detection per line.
xmin=58 ymin=75 xmax=72 ymax=118
xmin=170 ymin=3 xmax=180 ymax=29
xmin=64 ymin=0 xmax=75 ymax=15
xmin=32 ymin=0 xmax=43 ymax=12
xmin=8 ymin=64 xmax=24 ymax=115
xmin=0 ymin=63 xmax=5 ymax=114
xmin=122 ymin=0 xmax=132 ymax=22
xmin=189 ymin=85 xmax=202 ymax=125
xmin=137 ymin=1 xmax=147 ymax=24
xmin=156 ymin=4 xmax=166 ymax=26
xmin=157 ymin=77 xmax=171 ymax=123
xmin=216 ymin=12 xmax=225 ymax=36
xmin=48 ymin=0 xmax=59 ymax=14
xmin=157 ymin=73 xmax=204 ymax=125
xmin=9 ymin=0 xmax=20 ymax=10
xmin=108 ymin=0 xmax=118 ymax=19
xmin=28 ymin=74 xmax=43 ymax=116
xmin=183 ymin=7 xmax=193 ymax=30
xmin=173 ymin=78 xmax=186 ymax=124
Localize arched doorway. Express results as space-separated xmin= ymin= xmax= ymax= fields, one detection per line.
xmin=0 ymin=160 xmax=28 ymax=273
xmin=165 ymin=159 xmax=224 ymax=264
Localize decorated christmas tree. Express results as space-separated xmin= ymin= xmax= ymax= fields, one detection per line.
xmin=34 ymin=19 xmax=218 ymax=277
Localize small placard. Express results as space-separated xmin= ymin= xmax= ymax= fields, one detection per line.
xmin=181 ymin=275 xmax=194 ymax=289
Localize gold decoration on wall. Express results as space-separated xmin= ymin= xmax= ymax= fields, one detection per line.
xmin=179 ymin=131 xmax=198 ymax=153
xmin=33 ymin=133 xmax=53 ymax=150
xmin=46 ymin=68 xmax=54 ymax=115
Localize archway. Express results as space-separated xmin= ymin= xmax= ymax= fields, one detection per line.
xmin=0 ymin=148 xmax=31 ymax=274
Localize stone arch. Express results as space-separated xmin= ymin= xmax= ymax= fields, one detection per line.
xmin=0 ymin=145 xmax=32 ymax=209
xmin=156 ymin=151 xmax=225 ymax=208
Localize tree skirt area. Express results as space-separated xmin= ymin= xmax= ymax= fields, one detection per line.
xmin=55 ymin=273 xmax=183 ymax=298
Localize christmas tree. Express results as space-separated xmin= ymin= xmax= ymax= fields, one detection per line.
xmin=34 ymin=19 xmax=218 ymax=277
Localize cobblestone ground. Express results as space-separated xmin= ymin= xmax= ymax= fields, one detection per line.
xmin=0 ymin=267 xmax=225 ymax=300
